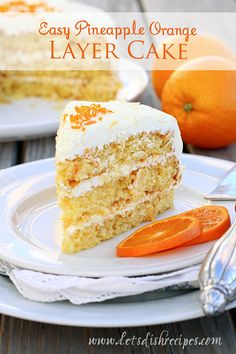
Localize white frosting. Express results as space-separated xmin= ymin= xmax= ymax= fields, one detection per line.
xmin=59 ymin=153 xmax=176 ymax=198
xmin=56 ymin=101 xmax=183 ymax=163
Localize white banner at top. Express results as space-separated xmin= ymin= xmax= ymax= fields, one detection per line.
xmin=0 ymin=12 xmax=235 ymax=70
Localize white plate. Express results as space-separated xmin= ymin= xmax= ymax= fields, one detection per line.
xmin=0 ymin=59 xmax=148 ymax=142
xmin=0 ymin=154 xmax=235 ymax=277
xmin=0 ymin=154 xmax=235 ymax=327
xmin=0 ymin=274 xmax=235 ymax=327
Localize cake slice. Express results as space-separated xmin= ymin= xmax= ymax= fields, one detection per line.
xmin=56 ymin=101 xmax=182 ymax=253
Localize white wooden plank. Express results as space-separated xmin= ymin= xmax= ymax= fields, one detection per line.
xmin=23 ymin=138 xmax=55 ymax=163
xmin=0 ymin=143 xmax=17 ymax=169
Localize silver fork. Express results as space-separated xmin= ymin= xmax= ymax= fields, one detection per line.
xmin=199 ymin=217 xmax=236 ymax=315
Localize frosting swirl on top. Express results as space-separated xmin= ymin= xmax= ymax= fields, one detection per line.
xmin=56 ymin=100 xmax=183 ymax=162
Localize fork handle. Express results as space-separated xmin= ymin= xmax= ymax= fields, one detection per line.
xmin=199 ymin=219 xmax=236 ymax=315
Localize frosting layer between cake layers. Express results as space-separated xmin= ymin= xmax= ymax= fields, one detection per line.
xmin=58 ymin=152 xmax=176 ymax=198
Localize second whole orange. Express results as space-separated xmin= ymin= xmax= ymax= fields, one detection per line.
xmin=162 ymin=56 xmax=236 ymax=149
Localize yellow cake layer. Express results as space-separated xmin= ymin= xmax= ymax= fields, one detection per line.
xmin=0 ymin=70 xmax=121 ymax=102
xmin=56 ymin=131 xmax=174 ymax=189
xmin=62 ymin=189 xmax=174 ymax=253
xmin=60 ymin=156 xmax=180 ymax=226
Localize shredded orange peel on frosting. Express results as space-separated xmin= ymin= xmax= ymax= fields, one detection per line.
xmin=0 ymin=0 xmax=56 ymax=12
xmin=63 ymin=104 xmax=113 ymax=131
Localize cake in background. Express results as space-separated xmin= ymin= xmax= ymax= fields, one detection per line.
xmin=56 ymin=101 xmax=182 ymax=254
xmin=0 ymin=0 xmax=121 ymax=103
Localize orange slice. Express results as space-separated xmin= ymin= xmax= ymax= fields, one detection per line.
xmin=178 ymin=206 xmax=231 ymax=245
xmin=116 ymin=216 xmax=202 ymax=257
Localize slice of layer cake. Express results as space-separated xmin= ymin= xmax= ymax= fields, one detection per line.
xmin=56 ymin=101 xmax=183 ymax=253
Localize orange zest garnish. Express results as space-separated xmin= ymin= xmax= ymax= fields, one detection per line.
xmin=176 ymin=206 xmax=231 ymax=246
xmin=116 ymin=216 xmax=202 ymax=257
xmin=0 ymin=0 xmax=56 ymax=12
xmin=66 ymin=104 xmax=113 ymax=131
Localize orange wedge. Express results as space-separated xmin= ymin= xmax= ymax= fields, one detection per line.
xmin=116 ymin=216 xmax=202 ymax=257
xmin=178 ymin=206 xmax=231 ymax=245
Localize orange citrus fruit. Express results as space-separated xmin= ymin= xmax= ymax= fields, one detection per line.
xmin=152 ymin=34 xmax=236 ymax=98
xmin=162 ymin=56 xmax=236 ymax=148
xmin=116 ymin=216 xmax=202 ymax=257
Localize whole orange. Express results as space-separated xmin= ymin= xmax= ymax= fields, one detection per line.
xmin=152 ymin=34 xmax=236 ymax=98
xmin=161 ymin=56 xmax=236 ymax=149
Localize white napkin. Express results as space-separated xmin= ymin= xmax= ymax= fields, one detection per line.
xmin=0 ymin=260 xmax=199 ymax=304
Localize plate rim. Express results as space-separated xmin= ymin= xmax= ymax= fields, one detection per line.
xmin=0 ymin=276 xmax=235 ymax=327
xmin=0 ymin=153 xmax=235 ymax=277
xmin=0 ymin=278 xmax=205 ymax=327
